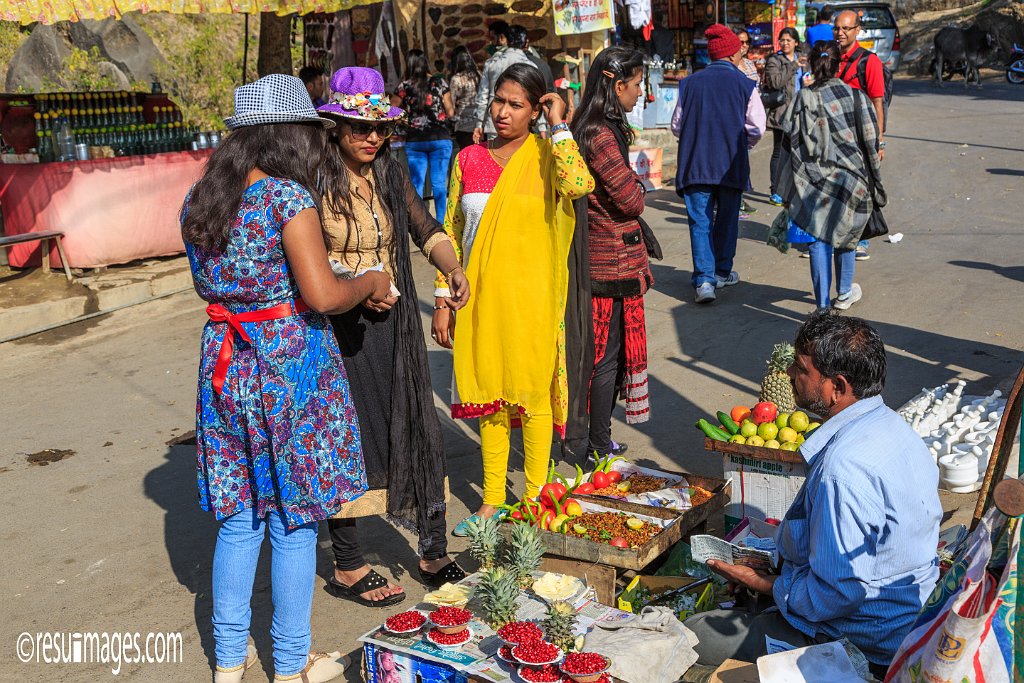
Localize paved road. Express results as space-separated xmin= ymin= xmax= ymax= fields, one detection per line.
xmin=1 ymin=76 xmax=1021 ymax=682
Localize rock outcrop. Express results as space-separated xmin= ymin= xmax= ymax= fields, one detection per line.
xmin=6 ymin=16 xmax=162 ymax=92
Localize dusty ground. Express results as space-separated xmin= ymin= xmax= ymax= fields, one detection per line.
xmin=0 ymin=74 xmax=1022 ymax=682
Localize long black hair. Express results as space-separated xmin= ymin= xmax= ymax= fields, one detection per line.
xmin=181 ymin=122 xmax=326 ymax=252
xmin=405 ymin=49 xmax=430 ymax=95
xmin=320 ymin=120 xmax=408 ymax=266
xmin=570 ymin=46 xmax=645 ymax=163
xmin=449 ymin=46 xmax=478 ymax=79
xmin=809 ymin=40 xmax=842 ymax=86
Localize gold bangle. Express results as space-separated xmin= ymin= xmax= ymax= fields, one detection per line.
xmin=446 ymin=265 xmax=463 ymax=280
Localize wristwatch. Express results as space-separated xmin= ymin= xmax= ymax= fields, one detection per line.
xmin=550 ymin=122 xmax=570 ymax=135
xmin=878 ymin=140 xmax=887 ymax=149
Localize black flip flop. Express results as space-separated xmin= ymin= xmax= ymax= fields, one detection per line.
xmin=326 ymin=569 xmax=406 ymax=608
xmin=418 ymin=560 xmax=467 ymax=588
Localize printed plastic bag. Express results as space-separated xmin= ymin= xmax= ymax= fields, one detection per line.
xmin=884 ymin=507 xmax=1019 ymax=683
xmin=766 ymin=209 xmax=790 ymax=254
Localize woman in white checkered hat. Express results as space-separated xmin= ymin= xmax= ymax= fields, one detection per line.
xmin=315 ymin=67 xmax=472 ymax=608
xmin=181 ymin=74 xmax=390 ymax=683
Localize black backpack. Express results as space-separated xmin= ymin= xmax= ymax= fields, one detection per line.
xmin=839 ymin=47 xmax=893 ymax=130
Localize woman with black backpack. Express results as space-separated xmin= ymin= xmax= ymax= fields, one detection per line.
xmin=763 ymin=27 xmax=802 ymax=206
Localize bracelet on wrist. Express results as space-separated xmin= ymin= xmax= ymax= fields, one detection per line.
xmin=446 ymin=265 xmax=463 ymax=280
xmin=433 ymin=305 xmax=447 ymax=311
xmin=550 ymin=122 xmax=569 ymax=135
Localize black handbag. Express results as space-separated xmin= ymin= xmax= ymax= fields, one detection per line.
xmin=852 ymin=90 xmax=889 ymax=241
xmin=761 ymin=88 xmax=787 ymax=109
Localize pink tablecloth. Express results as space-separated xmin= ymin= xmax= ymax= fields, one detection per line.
xmin=0 ymin=149 xmax=212 ymax=268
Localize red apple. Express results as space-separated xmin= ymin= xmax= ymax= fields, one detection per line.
xmin=751 ymin=402 xmax=778 ymax=425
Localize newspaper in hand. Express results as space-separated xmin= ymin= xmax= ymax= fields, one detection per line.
xmin=690 ymin=534 xmax=774 ymax=570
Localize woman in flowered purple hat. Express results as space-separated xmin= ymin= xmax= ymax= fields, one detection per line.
xmin=315 ymin=67 xmax=472 ymax=608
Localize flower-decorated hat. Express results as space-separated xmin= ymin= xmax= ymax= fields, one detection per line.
xmin=317 ymin=67 xmax=404 ymax=122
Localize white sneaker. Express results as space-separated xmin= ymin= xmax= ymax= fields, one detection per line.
xmin=694 ymin=283 xmax=717 ymax=303
xmin=833 ymin=283 xmax=863 ymax=310
xmin=715 ymin=271 xmax=741 ymax=289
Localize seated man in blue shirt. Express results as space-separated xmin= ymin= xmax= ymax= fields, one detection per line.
xmin=685 ymin=310 xmax=941 ymax=677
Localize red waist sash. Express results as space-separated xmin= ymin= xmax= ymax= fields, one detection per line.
xmin=206 ymin=298 xmax=310 ymax=394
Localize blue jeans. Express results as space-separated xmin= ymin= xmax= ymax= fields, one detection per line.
xmin=213 ymin=508 xmax=317 ymax=676
xmin=808 ymin=240 xmax=855 ymax=308
xmin=683 ymin=185 xmax=743 ymax=288
xmin=406 ymin=138 xmax=453 ymax=220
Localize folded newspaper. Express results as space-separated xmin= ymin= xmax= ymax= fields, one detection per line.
xmin=690 ymin=534 xmax=775 ymax=570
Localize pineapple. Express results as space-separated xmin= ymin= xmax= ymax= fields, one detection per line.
xmin=506 ymin=522 xmax=544 ymax=588
xmin=477 ymin=566 xmax=520 ymax=630
xmin=543 ymin=600 xmax=579 ymax=652
xmin=759 ymin=342 xmax=796 ymax=412
xmin=466 ymin=515 xmax=501 ymax=570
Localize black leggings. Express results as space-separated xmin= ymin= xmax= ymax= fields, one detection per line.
xmin=327 ymin=515 xmax=448 ymax=572
xmin=587 ymin=299 xmax=625 ymax=455
xmin=769 ymin=128 xmax=787 ymax=196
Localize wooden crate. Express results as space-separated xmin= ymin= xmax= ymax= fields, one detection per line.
xmin=703 ymin=436 xmax=804 ymax=464
xmin=498 ymin=477 xmax=730 ymax=571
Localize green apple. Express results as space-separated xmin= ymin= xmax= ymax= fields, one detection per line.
xmin=729 ymin=434 xmax=746 ymax=444
xmin=764 ymin=439 xmax=781 ymax=449
xmin=780 ymin=442 xmax=800 ymax=451
xmin=775 ymin=412 xmax=791 ymax=430
xmin=746 ymin=435 xmax=765 ymax=447
xmin=789 ymin=411 xmax=810 ymax=433
xmin=778 ymin=427 xmax=798 ymax=443
xmin=739 ymin=420 xmax=758 ymax=438
xmin=757 ymin=422 xmax=779 ymax=441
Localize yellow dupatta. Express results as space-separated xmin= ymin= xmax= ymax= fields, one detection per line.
xmin=453 ymin=134 xmax=576 ymax=428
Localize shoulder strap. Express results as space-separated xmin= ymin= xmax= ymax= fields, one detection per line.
xmin=838 ymin=47 xmax=866 ymax=85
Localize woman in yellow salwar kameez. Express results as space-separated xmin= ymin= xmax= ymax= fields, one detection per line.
xmin=431 ymin=64 xmax=595 ymax=535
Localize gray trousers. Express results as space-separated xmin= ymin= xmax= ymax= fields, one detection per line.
xmin=684 ymin=608 xmax=816 ymax=667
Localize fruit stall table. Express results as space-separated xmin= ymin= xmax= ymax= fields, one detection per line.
xmin=0 ymin=149 xmax=211 ymax=269
xmin=360 ymin=572 xmax=666 ymax=683
xmin=498 ymin=471 xmax=730 ymax=606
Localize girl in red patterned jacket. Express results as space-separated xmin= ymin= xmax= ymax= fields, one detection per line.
xmin=570 ymin=47 xmax=652 ymax=459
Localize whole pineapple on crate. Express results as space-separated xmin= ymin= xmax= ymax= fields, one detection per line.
xmin=506 ymin=521 xmax=544 ymax=588
xmin=759 ymin=342 xmax=796 ymax=412
xmin=543 ymin=600 xmax=579 ymax=652
xmin=477 ymin=566 xmax=520 ymax=630
xmin=465 ymin=515 xmax=501 ymax=570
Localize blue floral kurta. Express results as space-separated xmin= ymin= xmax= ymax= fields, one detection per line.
xmin=184 ymin=177 xmax=367 ymax=529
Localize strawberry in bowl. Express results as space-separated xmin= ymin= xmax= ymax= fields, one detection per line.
xmin=512 ymin=640 xmax=562 ymax=666
xmin=560 ymin=652 xmax=611 ymax=683
xmin=428 ymin=606 xmax=472 ymax=635
xmin=498 ymin=620 xmax=543 ymax=646
xmin=517 ymin=663 xmax=563 ymax=682
xmin=383 ymin=610 xmax=426 ymax=635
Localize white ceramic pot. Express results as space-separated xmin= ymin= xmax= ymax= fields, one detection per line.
xmin=941 ymin=453 xmax=979 ymax=488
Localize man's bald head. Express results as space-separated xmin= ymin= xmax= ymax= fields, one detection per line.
xmin=832 ymin=9 xmax=861 ymax=49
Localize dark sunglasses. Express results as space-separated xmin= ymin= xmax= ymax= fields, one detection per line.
xmin=345 ymin=120 xmax=396 ymax=140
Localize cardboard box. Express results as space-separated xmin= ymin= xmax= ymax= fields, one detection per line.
xmin=711 ymin=659 xmax=760 ymax=683
xmin=704 ymin=438 xmax=806 ymax=531
xmin=617 ymin=575 xmax=715 ymax=621
xmin=363 ymin=641 xmax=469 ymax=683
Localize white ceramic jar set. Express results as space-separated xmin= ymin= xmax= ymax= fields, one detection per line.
xmin=898 ymin=381 xmax=1007 ymax=493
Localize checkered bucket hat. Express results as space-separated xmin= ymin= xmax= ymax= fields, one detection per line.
xmin=317 ymin=67 xmax=404 ymax=122
xmin=224 ymin=73 xmax=334 ymax=130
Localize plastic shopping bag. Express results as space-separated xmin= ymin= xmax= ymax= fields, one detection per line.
xmin=884 ymin=507 xmax=1019 ymax=683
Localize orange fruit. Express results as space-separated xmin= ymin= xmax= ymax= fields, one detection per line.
xmin=730 ymin=405 xmax=752 ymax=423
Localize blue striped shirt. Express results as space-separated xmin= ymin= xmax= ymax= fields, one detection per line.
xmin=772 ymin=395 xmax=942 ymax=664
